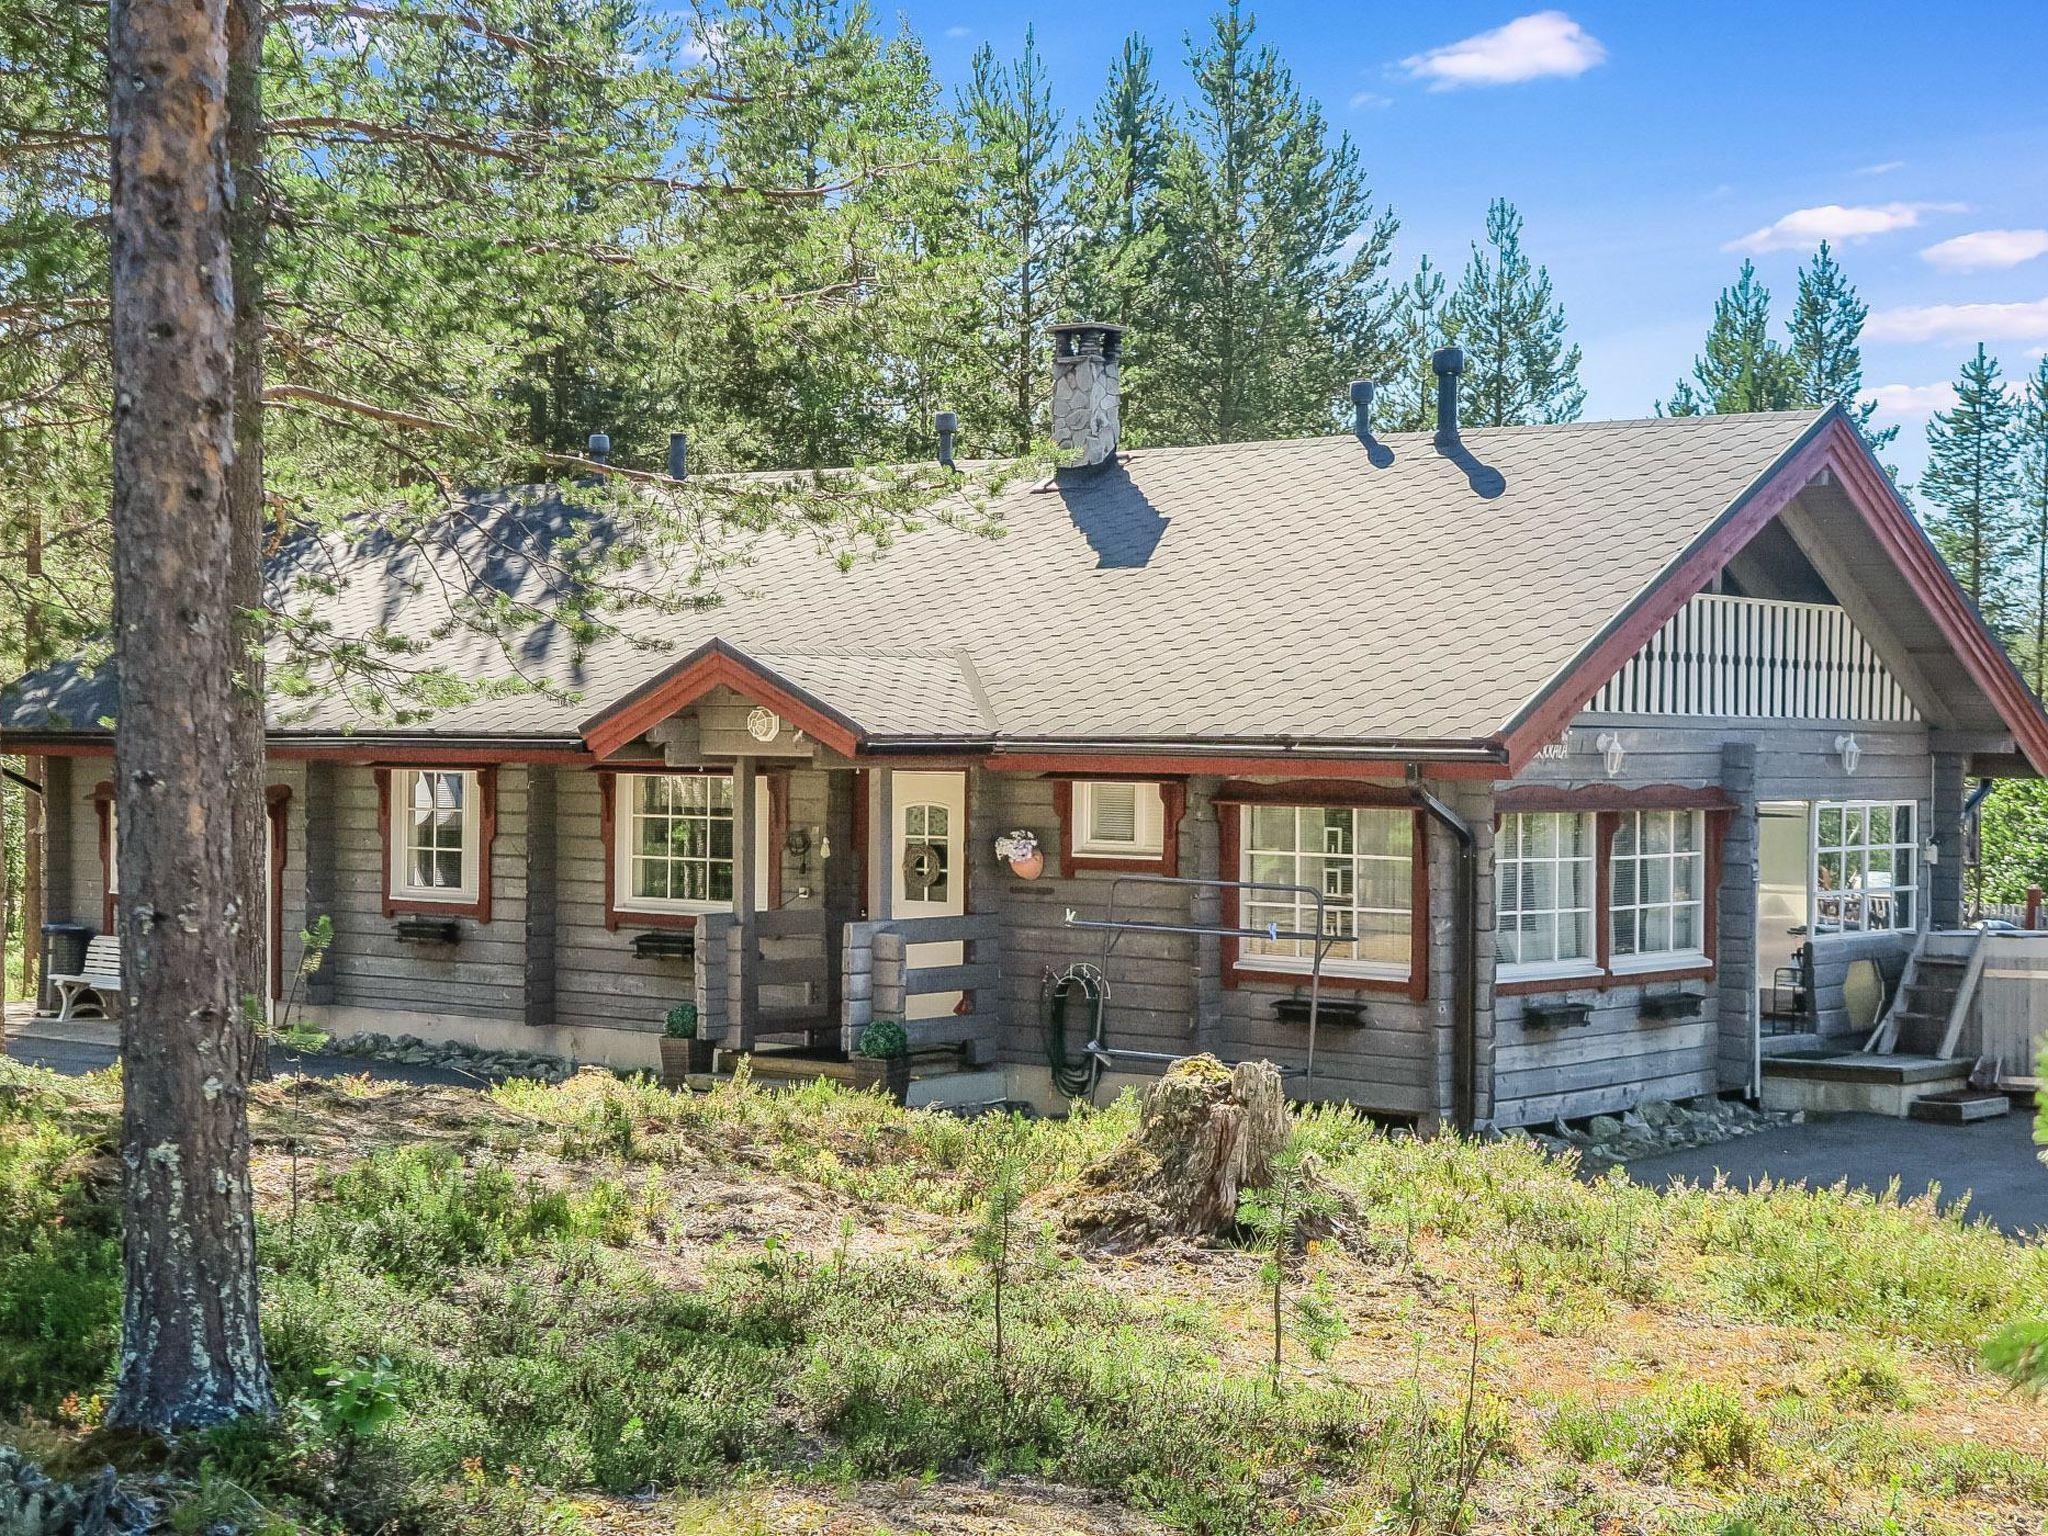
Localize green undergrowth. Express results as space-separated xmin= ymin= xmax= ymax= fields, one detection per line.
xmin=3 ymin=1058 xmax=2047 ymax=1533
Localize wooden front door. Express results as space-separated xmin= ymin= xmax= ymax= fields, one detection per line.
xmin=890 ymin=770 xmax=966 ymax=1020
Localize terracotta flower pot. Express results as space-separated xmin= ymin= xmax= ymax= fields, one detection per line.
xmin=1009 ymin=848 xmax=1046 ymax=880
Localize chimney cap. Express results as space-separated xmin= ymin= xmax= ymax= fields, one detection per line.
xmin=1431 ymin=346 xmax=1465 ymax=378
xmin=934 ymin=409 xmax=959 ymax=432
xmin=1349 ymin=380 xmax=1375 ymax=406
xmin=587 ymin=431 xmax=612 ymax=461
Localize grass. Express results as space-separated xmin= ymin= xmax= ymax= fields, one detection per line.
xmin=2 ymin=1059 xmax=2046 ymax=1534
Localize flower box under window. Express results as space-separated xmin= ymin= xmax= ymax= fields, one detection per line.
xmin=393 ymin=915 xmax=462 ymax=945
xmin=1639 ymin=989 xmax=1704 ymax=1022
xmin=1522 ymin=1000 xmax=1593 ymax=1030
xmin=631 ymin=929 xmax=696 ymax=961
xmin=1271 ymin=996 xmax=1370 ymax=1028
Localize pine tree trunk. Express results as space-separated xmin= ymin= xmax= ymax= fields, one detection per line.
xmin=226 ymin=0 xmax=269 ymax=1070
xmin=21 ymin=501 xmax=43 ymax=1001
xmin=104 ymin=0 xmax=275 ymax=1431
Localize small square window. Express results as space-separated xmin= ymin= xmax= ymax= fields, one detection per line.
xmin=388 ymin=768 xmax=482 ymax=905
xmin=1072 ymin=782 xmax=1167 ymax=858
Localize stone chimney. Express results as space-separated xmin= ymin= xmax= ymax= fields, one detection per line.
xmin=1050 ymin=320 xmax=1124 ymax=467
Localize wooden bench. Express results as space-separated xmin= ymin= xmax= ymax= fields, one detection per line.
xmin=50 ymin=935 xmax=122 ymax=1021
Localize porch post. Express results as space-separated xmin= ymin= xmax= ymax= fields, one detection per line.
xmin=1930 ymin=751 xmax=1965 ymax=929
xmin=1185 ymin=776 xmax=1224 ymax=1052
xmin=1717 ymin=743 xmax=1760 ymax=1096
xmin=866 ymin=768 xmax=894 ymax=921
xmin=732 ymin=755 xmax=760 ymax=1048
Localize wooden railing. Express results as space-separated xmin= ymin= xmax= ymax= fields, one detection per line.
xmin=1587 ymin=594 xmax=1918 ymax=722
xmin=842 ymin=913 xmax=1002 ymax=1053
xmin=693 ymin=908 xmax=833 ymax=1048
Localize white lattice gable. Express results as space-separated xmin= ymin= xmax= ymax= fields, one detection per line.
xmin=1586 ymin=593 xmax=1919 ymax=722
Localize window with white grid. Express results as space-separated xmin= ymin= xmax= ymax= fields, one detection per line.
xmin=391 ymin=769 xmax=480 ymax=901
xmin=1495 ymin=811 xmax=1595 ymax=977
xmin=1239 ymin=805 xmax=1413 ymax=979
xmin=1815 ymin=801 xmax=1916 ymax=933
xmin=1611 ymin=809 xmax=1707 ymax=968
xmin=616 ymin=773 xmax=736 ymax=912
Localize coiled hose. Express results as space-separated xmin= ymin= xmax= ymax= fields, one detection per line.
xmin=1040 ymin=964 xmax=1107 ymax=1101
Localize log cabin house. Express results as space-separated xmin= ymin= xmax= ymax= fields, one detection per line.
xmin=9 ymin=324 xmax=2047 ymax=1127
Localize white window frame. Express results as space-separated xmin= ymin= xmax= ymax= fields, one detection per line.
xmin=1609 ymin=809 xmax=1710 ymax=974
xmin=1496 ymin=811 xmax=1598 ymax=982
xmin=1237 ymin=804 xmax=1415 ymax=982
xmin=1071 ymin=780 xmax=1167 ymax=859
xmin=1812 ymin=800 xmax=1918 ymax=935
xmin=613 ymin=772 xmax=739 ymax=917
xmin=389 ymin=768 xmax=481 ymax=903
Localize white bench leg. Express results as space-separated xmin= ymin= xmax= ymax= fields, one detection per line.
xmin=54 ymin=982 xmax=80 ymax=1022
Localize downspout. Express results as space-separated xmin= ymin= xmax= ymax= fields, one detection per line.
xmin=1409 ymin=773 xmax=1479 ymax=1133
xmin=1964 ymin=778 xmax=1995 ymax=914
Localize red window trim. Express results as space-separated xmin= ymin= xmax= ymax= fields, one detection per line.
xmin=266 ymin=784 xmax=292 ymax=1001
xmin=1052 ymin=778 xmax=1186 ymax=878
xmin=1492 ymin=805 xmax=1727 ymax=997
xmin=377 ymin=765 xmax=498 ymax=923
xmin=91 ymin=779 xmax=116 ymax=932
xmin=1219 ymin=802 xmax=1430 ymax=1000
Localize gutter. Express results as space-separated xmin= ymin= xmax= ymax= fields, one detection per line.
xmin=1409 ymin=772 xmax=1480 ymax=1132
xmin=867 ymin=734 xmax=1512 ymax=764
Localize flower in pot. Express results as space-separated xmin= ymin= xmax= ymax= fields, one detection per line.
xmin=659 ymin=1002 xmax=713 ymax=1084
xmin=854 ymin=1017 xmax=912 ymax=1103
xmin=995 ymin=828 xmax=1044 ymax=880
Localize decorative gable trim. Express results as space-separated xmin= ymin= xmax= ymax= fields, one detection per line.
xmin=1500 ymin=410 xmax=2048 ymax=773
xmin=580 ymin=639 xmax=864 ymax=760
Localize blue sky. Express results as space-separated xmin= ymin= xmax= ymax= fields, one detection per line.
xmin=883 ymin=3 xmax=2048 ymax=482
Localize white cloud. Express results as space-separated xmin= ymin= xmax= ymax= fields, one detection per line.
xmin=1921 ymin=229 xmax=2048 ymax=272
xmin=1349 ymin=90 xmax=1390 ymax=110
xmin=1865 ymin=297 xmax=2048 ymax=345
xmin=1726 ymin=201 xmax=1963 ymax=254
xmin=1399 ymin=11 xmax=1606 ymax=89
xmin=1855 ymin=159 xmax=1906 ymax=177
xmin=682 ymin=19 xmax=725 ymax=60
xmin=945 ymin=24 xmax=972 ymax=38
xmin=1864 ymin=382 xmax=1958 ymax=420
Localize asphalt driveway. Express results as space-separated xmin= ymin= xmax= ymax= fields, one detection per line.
xmin=1619 ymin=1109 xmax=2048 ymax=1237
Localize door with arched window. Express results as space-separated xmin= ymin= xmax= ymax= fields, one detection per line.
xmin=890 ymin=771 xmax=966 ymax=1020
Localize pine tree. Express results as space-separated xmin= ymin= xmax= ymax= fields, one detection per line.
xmin=1062 ymin=34 xmax=1173 ymax=419
xmin=1145 ymin=0 xmax=1398 ymax=443
xmin=1667 ymin=260 xmax=1798 ymax=414
xmin=958 ymin=29 xmax=1073 ymax=453
xmin=1787 ymin=240 xmax=1895 ymax=452
xmin=1441 ymin=198 xmax=1584 ymax=427
xmin=2017 ymin=357 xmax=2048 ymax=695
xmin=1921 ymin=345 xmax=2022 ymax=633
xmin=1377 ymin=256 xmax=1446 ymax=432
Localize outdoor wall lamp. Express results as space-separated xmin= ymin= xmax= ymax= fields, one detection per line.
xmin=1834 ymin=734 xmax=1862 ymax=775
xmin=1594 ymin=732 xmax=1626 ymax=778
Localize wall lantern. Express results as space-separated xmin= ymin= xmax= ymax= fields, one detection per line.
xmin=1594 ymin=732 xmax=1626 ymax=779
xmin=1834 ymin=733 xmax=1862 ymax=775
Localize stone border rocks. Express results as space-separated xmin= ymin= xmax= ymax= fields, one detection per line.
xmin=319 ymin=1031 xmax=579 ymax=1085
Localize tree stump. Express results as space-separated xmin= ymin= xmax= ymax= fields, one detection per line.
xmin=1063 ymin=1054 xmax=1294 ymax=1243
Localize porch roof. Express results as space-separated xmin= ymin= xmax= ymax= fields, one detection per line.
xmin=9 ymin=405 xmax=2046 ymax=771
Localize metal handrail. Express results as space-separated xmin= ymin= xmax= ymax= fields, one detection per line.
xmin=1062 ymin=873 xmax=1339 ymax=1093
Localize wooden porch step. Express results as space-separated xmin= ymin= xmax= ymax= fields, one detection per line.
xmin=1908 ymin=1089 xmax=2012 ymax=1123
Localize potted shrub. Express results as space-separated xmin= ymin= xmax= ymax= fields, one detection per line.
xmin=853 ymin=1017 xmax=911 ymax=1103
xmin=660 ymin=1002 xmax=712 ymax=1085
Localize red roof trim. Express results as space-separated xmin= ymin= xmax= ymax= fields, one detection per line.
xmin=581 ymin=639 xmax=864 ymax=759
xmin=1498 ymin=411 xmax=2048 ymax=775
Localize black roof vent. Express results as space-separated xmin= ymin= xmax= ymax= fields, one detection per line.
xmin=587 ymin=431 xmax=612 ymax=464
xmin=1349 ymin=380 xmax=1374 ymax=443
xmin=935 ymin=410 xmax=959 ymax=470
xmin=666 ymin=432 xmax=687 ymax=481
xmin=1432 ymin=347 xmax=1464 ymax=450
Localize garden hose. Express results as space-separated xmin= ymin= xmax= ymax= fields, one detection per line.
xmin=1040 ymin=964 xmax=1107 ymax=1101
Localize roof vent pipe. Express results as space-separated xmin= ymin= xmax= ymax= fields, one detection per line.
xmin=1432 ymin=347 xmax=1464 ymax=450
xmin=666 ymin=432 xmax=687 ymax=480
xmin=587 ymin=431 xmax=611 ymax=464
xmin=935 ymin=410 xmax=958 ymax=470
xmin=1349 ymin=380 xmax=1374 ymax=442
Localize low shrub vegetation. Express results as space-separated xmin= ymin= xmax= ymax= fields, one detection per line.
xmin=1 ymin=1057 xmax=2044 ymax=1534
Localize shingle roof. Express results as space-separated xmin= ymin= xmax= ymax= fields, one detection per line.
xmin=1 ymin=409 xmax=1829 ymax=751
